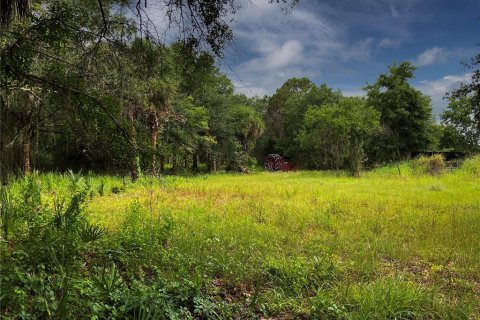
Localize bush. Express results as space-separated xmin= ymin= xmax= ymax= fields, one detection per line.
xmin=0 ymin=180 xmax=107 ymax=318
xmin=459 ymin=155 xmax=480 ymax=177
xmin=412 ymin=155 xmax=446 ymax=175
xmin=107 ymin=201 xmax=174 ymax=268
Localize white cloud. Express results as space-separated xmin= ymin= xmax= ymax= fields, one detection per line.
xmin=414 ymin=47 xmax=474 ymax=67
xmin=224 ymin=0 xmax=423 ymax=97
xmin=232 ymin=80 xmax=269 ymax=97
xmin=242 ymin=40 xmax=304 ymax=71
xmin=389 ymin=4 xmax=400 ymax=18
xmin=379 ymin=37 xmax=402 ymax=48
xmin=225 ymin=1 xmax=337 ymax=96
xmin=417 ymin=73 xmax=472 ymax=115
xmin=341 ymin=38 xmax=376 ymax=61
xmin=415 ymin=47 xmax=450 ymax=67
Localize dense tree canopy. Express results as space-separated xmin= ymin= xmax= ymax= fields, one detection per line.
xmin=0 ymin=0 xmax=299 ymax=55
xmin=298 ymin=97 xmax=380 ymax=174
xmin=1 ymin=1 xmax=479 ymax=182
xmin=365 ymin=62 xmax=434 ymax=163
xmin=441 ymin=97 xmax=480 ymax=153
xmin=0 ymin=0 xmax=267 ymax=182
xmin=261 ymin=78 xmax=342 ymax=162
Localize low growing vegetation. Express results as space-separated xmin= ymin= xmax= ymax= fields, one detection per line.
xmin=2 ymin=157 xmax=480 ymax=319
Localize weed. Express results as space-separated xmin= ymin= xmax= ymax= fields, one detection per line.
xmin=347 ymin=277 xmax=436 ymax=319
xmin=98 ymin=180 xmax=105 ymax=196
xmin=2 ymin=162 xmax=480 ymax=319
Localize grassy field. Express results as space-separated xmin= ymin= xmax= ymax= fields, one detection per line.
xmin=2 ymin=159 xmax=480 ymax=319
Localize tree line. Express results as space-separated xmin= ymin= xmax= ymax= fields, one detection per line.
xmin=258 ymin=60 xmax=480 ymax=174
xmin=0 ymin=0 xmax=269 ymax=182
xmin=1 ymin=0 xmax=479 ymax=182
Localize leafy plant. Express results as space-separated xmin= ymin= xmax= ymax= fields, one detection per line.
xmin=80 ymin=223 xmax=106 ymax=243
xmin=93 ymin=263 xmax=123 ymax=297
xmin=98 ymin=180 xmax=105 ymax=196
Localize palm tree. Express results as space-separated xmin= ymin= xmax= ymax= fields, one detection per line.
xmin=147 ymin=76 xmax=177 ymax=176
xmin=0 ymin=0 xmax=30 ymax=27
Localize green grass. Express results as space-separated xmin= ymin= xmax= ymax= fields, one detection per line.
xmin=2 ymin=159 xmax=480 ymax=318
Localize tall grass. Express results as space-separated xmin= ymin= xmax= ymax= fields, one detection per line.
xmin=1 ymin=157 xmax=480 ymax=318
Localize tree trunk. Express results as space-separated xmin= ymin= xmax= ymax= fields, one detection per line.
xmin=128 ymin=109 xmax=140 ymax=182
xmin=172 ymin=153 xmax=177 ymax=172
xmin=160 ymin=155 xmax=165 ymax=173
xmin=192 ymin=152 xmax=198 ymax=172
xmin=149 ymin=112 xmax=159 ymax=176
xmin=184 ymin=155 xmax=188 ymax=170
xmin=207 ymin=155 xmax=217 ymax=172
xmin=207 ymin=154 xmax=213 ymax=172
xmin=22 ymin=130 xmax=31 ymax=175
xmin=130 ymin=157 xmax=140 ymax=182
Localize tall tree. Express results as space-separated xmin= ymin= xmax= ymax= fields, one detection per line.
xmin=444 ymin=46 xmax=480 ymax=153
xmin=298 ymin=97 xmax=380 ymax=174
xmin=263 ymin=78 xmax=314 ymax=158
xmin=262 ymin=78 xmax=341 ymax=162
xmin=365 ymin=62 xmax=433 ymax=163
xmin=441 ymin=97 xmax=480 ymax=153
xmin=1 ymin=0 xmax=299 ymax=56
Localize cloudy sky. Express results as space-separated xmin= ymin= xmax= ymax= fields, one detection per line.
xmin=216 ymin=0 xmax=480 ymax=115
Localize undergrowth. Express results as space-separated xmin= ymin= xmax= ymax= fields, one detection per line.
xmin=1 ymin=157 xmax=480 ymax=319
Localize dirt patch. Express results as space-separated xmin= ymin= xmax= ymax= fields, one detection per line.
xmin=380 ymin=256 xmax=480 ymax=294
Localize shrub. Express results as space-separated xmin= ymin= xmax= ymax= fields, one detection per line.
xmin=412 ymin=155 xmax=446 ymax=175
xmin=0 ymin=182 xmax=106 ymax=319
xmin=459 ymin=155 xmax=480 ymax=177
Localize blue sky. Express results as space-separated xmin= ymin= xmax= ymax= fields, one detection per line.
xmin=217 ymin=0 xmax=480 ymax=115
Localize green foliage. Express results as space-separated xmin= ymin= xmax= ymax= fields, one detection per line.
xmin=412 ymin=155 xmax=447 ymax=175
xmin=262 ymin=78 xmax=342 ymax=161
xmin=310 ymin=290 xmax=348 ymax=319
xmin=299 ymin=97 xmax=380 ymax=174
xmin=0 ymin=178 xmax=105 ymax=318
xmin=264 ymin=255 xmax=339 ymax=297
xmin=441 ymin=97 xmax=480 ymax=153
xmin=0 ymin=1 xmax=269 ymax=178
xmin=458 ymin=155 xmax=480 ymax=177
xmin=365 ymin=62 xmax=434 ymax=163
xmin=347 ymin=277 xmax=436 ymax=319
xmin=2 ymin=170 xmax=480 ymax=319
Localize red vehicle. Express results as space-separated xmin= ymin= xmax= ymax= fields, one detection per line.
xmin=264 ymin=154 xmax=293 ymax=172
